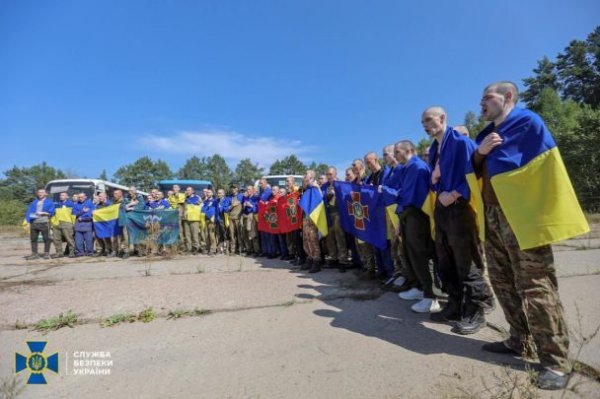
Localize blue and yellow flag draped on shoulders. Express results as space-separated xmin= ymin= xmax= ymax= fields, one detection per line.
xmin=475 ymin=107 xmax=589 ymax=249
xmin=126 ymin=209 xmax=180 ymax=245
xmin=334 ymin=181 xmax=387 ymax=249
xmin=92 ymin=204 xmax=122 ymax=239
xmin=299 ymin=186 xmax=328 ymax=237
xmin=431 ymin=127 xmax=485 ymax=241
xmin=397 ymin=156 xmax=437 ymax=237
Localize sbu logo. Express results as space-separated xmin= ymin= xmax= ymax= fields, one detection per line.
xmin=15 ymin=341 xmax=59 ymax=384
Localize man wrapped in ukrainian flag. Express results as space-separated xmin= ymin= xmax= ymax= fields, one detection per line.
xmin=474 ymin=81 xmax=589 ymax=390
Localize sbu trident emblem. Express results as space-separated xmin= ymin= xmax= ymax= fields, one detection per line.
xmin=347 ymin=192 xmax=369 ymax=230
xmin=15 ymin=341 xmax=59 ymax=384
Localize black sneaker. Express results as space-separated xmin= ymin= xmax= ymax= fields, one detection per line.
xmin=308 ymin=262 xmax=322 ymax=273
xmin=25 ymin=254 xmax=40 ymax=260
xmin=50 ymin=253 xmax=63 ymax=259
xmin=121 ymin=253 xmax=130 ymax=259
xmin=454 ymin=309 xmax=486 ymax=335
xmin=41 ymin=253 xmax=51 ymax=260
xmin=430 ymin=301 xmax=461 ymax=322
xmin=537 ymin=369 xmax=569 ymax=390
xmin=482 ymin=341 xmax=521 ymax=355
xmin=300 ymin=259 xmax=312 ymax=271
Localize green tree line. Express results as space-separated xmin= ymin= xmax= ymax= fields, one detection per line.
xmin=0 ymin=155 xmax=329 ymax=225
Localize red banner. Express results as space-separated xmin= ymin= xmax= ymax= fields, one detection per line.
xmin=277 ymin=192 xmax=303 ymax=233
xmin=258 ymin=199 xmax=280 ymax=233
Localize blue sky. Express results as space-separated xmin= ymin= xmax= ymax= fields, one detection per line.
xmin=1 ymin=0 xmax=598 ymax=179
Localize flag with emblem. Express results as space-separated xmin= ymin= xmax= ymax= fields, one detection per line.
xmin=334 ymin=181 xmax=387 ymax=249
xmin=257 ymin=199 xmax=281 ymax=233
xmin=126 ymin=209 xmax=180 ymax=245
xmin=278 ymin=192 xmax=302 ymax=233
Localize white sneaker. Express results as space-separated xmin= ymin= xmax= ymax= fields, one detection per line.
xmin=398 ymin=287 xmax=424 ymax=300
xmin=411 ymin=298 xmax=441 ymax=313
xmin=393 ymin=275 xmax=407 ymax=287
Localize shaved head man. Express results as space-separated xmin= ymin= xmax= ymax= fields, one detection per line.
xmin=301 ymin=169 xmax=323 ymax=273
xmin=474 ymin=80 xmax=577 ymax=390
xmin=383 ymin=144 xmax=398 ymax=168
xmin=322 ymin=166 xmax=349 ymax=272
xmin=351 ymin=159 xmax=365 ymax=184
xmin=454 ymin=125 xmax=470 ymax=137
xmin=363 ymin=151 xmax=394 ymax=281
xmin=393 ymin=139 xmax=438 ymax=312
xmin=423 ymin=105 xmax=493 ymax=334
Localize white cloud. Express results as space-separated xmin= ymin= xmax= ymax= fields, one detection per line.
xmin=143 ymin=129 xmax=316 ymax=166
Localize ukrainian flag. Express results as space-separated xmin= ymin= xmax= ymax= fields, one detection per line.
xmin=185 ymin=203 xmax=201 ymax=221
xmin=465 ymin=174 xmax=485 ymax=242
xmin=398 ymin=156 xmax=437 ymax=238
xmin=51 ymin=206 xmax=75 ymax=227
xmin=475 ymin=107 xmax=589 ymax=249
xmin=381 ymin=189 xmax=399 ymax=240
xmin=299 ymin=186 xmax=328 ymax=237
xmin=93 ymin=204 xmax=122 ymax=239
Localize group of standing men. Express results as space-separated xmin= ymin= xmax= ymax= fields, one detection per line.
xmin=24 ymin=81 xmax=585 ymax=390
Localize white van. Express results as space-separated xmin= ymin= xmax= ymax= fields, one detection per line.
xmin=45 ymin=179 xmax=149 ymax=202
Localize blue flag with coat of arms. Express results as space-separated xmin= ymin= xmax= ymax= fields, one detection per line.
xmin=333 ymin=181 xmax=387 ymax=249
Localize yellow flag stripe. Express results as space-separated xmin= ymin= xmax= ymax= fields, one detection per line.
xmin=92 ymin=204 xmax=120 ymax=222
xmin=491 ymin=147 xmax=589 ymax=249
xmin=466 ymin=173 xmax=485 ymax=243
xmin=310 ymin=202 xmax=328 ymax=237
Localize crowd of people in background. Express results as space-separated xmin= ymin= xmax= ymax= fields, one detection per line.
xmin=23 ymin=81 xmax=588 ymax=390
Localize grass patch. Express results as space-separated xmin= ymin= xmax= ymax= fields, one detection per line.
xmin=14 ymin=320 xmax=27 ymax=330
xmin=193 ymin=307 xmax=211 ymax=316
xmin=137 ymin=307 xmax=155 ymax=323
xmin=196 ymin=265 xmax=205 ymax=274
xmin=101 ymin=313 xmax=136 ymax=328
xmin=33 ymin=310 xmax=78 ymax=332
xmin=167 ymin=309 xmax=190 ymax=320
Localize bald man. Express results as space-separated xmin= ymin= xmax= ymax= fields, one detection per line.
xmin=454 ymin=125 xmax=470 ymax=137
xmin=394 ymin=140 xmax=438 ymax=313
xmin=364 ymin=151 xmax=394 ymax=282
xmin=352 ymin=159 xmax=377 ymax=280
xmin=422 ymin=106 xmax=493 ymax=334
xmin=301 ymin=170 xmax=323 ymax=273
xmin=474 ymin=81 xmax=572 ymax=389
xmin=351 ymin=159 xmax=366 ymax=184
xmin=322 ymin=167 xmax=349 ymax=272
xmin=382 ymin=144 xmax=406 ymax=284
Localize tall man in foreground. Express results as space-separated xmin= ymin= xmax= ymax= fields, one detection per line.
xmin=474 ymin=81 xmax=589 ymax=390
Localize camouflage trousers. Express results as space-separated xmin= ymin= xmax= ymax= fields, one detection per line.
xmin=356 ymin=239 xmax=376 ymax=272
xmin=302 ymin=218 xmax=321 ymax=262
xmin=325 ymin=211 xmax=348 ymax=264
xmin=485 ymin=205 xmax=570 ymax=372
